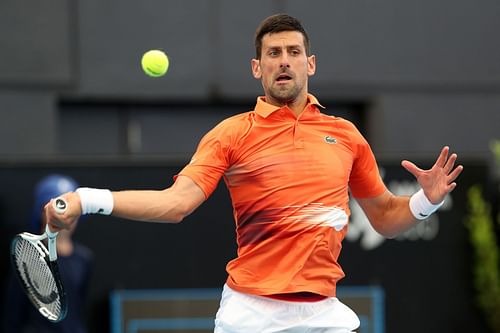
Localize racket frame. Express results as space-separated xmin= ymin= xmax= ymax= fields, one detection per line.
xmin=9 ymin=199 xmax=68 ymax=322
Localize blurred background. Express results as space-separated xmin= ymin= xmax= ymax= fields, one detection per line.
xmin=0 ymin=0 xmax=499 ymax=332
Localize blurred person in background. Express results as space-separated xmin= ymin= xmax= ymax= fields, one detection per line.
xmin=3 ymin=174 xmax=93 ymax=333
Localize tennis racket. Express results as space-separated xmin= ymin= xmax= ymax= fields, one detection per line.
xmin=10 ymin=197 xmax=68 ymax=322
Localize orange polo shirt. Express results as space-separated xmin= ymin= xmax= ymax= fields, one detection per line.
xmin=178 ymin=94 xmax=386 ymax=297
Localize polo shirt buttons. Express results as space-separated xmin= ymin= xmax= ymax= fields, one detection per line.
xmin=293 ymin=125 xmax=305 ymax=148
xmin=294 ymin=139 xmax=305 ymax=148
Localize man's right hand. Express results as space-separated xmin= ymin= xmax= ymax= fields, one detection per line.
xmin=44 ymin=191 xmax=82 ymax=232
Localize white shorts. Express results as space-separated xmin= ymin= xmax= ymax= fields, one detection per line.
xmin=214 ymin=284 xmax=360 ymax=333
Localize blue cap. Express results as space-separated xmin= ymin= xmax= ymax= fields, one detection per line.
xmin=31 ymin=174 xmax=79 ymax=232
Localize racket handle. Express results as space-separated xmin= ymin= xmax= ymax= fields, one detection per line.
xmin=46 ymin=197 xmax=67 ymax=261
xmin=45 ymin=224 xmax=58 ymax=261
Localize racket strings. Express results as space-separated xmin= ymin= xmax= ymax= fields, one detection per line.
xmin=13 ymin=238 xmax=62 ymax=318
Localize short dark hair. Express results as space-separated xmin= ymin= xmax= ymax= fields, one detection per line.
xmin=254 ymin=14 xmax=311 ymax=59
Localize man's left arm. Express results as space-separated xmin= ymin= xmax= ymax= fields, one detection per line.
xmin=356 ymin=146 xmax=463 ymax=238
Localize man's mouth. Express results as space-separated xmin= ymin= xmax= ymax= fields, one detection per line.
xmin=276 ymin=73 xmax=293 ymax=82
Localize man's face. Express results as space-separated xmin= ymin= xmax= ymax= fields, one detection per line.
xmin=252 ymin=31 xmax=315 ymax=106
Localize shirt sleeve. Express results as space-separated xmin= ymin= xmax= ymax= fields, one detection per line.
xmin=348 ymin=125 xmax=387 ymax=199
xmin=176 ymin=122 xmax=231 ymax=198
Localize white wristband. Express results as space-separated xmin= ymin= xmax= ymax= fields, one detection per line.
xmin=76 ymin=187 xmax=114 ymax=215
xmin=409 ymin=189 xmax=444 ymax=220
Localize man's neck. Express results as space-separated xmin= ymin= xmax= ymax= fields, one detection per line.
xmin=266 ymin=94 xmax=309 ymax=117
xmin=287 ymin=99 xmax=308 ymax=117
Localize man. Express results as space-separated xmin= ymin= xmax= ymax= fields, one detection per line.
xmin=46 ymin=14 xmax=463 ymax=333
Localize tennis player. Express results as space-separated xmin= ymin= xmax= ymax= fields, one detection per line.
xmin=46 ymin=14 xmax=463 ymax=333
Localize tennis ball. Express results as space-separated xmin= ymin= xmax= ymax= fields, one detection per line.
xmin=141 ymin=50 xmax=169 ymax=77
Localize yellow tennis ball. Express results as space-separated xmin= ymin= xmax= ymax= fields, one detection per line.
xmin=141 ymin=50 xmax=169 ymax=77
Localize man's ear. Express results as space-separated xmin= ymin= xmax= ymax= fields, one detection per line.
xmin=307 ymin=55 xmax=316 ymax=76
xmin=251 ymin=59 xmax=262 ymax=79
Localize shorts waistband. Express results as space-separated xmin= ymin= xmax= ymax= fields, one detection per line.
xmin=263 ymin=292 xmax=328 ymax=302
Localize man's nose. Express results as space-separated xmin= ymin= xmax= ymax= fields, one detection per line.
xmin=279 ymin=54 xmax=290 ymax=68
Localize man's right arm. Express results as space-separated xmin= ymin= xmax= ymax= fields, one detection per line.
xmin=46 ymin=175 xmax=206 ymax=230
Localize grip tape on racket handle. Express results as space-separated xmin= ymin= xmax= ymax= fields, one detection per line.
xmin=46 ymin=197 xmax=67 ymax=261
xmin=47 ymin=197 xmax=67 ymax=239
